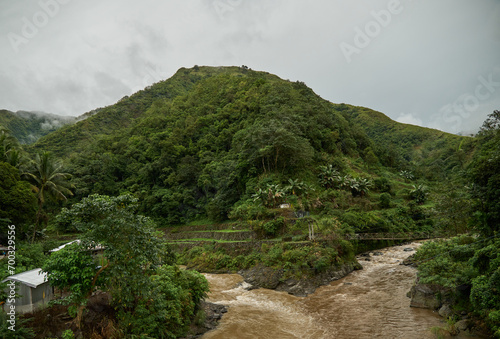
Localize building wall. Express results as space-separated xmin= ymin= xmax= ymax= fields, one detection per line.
xmin=2 ymin=281 xmax=53 ymax=314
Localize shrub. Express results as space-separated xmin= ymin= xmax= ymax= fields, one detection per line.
xmin=215 ymin=254 xmax=233 ymax=270
xmin=243 ymin=252 xmax=261 ymax=268
xmin=282 ymin=248 xmax=309 ymax=267
xmin=374 ymin=177 xmax=392 ymax=193
xmin=253 ymin=217 xmax=285 ymax=237
xmin=409 ymin=184 xmax=428 ymax=204
xmin=379 ymin=193 xmax=391 ymax=209
xmin=205 ymin=201 xmax=226 ymax=222
xmin=315 ymin=217 xmax=342 ymax=233
xmin=231 ymin=255 xmax=246 ymax=269
xmin=263 ymin=217 xmax=285 ymax=236
xmin=264 ymin=245 xmax=284 ymax=266
xmin=228 ymin=200 xmax=275 ymax=220
xmin=415 ymin=236 xmax=500 ymax=336
xmin=314 ymin=257 xmax=330 ymax=272
xmin=0 ymin=312 xmax=34 ymax=338
xmin=61 ymin=329 xmax=75 ymax=339
xmin=117 ymin=265 xmax=209 ymax=338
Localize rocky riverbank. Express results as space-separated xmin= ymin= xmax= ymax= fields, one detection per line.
xmin=239 ymin=261 xmax=362 ymax=297
xmin=182 ymin=301 xmax=228 ymax=338
xmin=407 ymin=280 xmax=491 ymax=337
xmin=203 ymin=242 xmax=459 ymax=338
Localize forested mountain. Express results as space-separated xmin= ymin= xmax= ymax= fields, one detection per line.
xmin=0 ymin=109 xmax=74 ymax=144
xmin=30 ymin=66 xmax=474 ymax=226
xmin=32 ymin=66 xmax=241 ymax=155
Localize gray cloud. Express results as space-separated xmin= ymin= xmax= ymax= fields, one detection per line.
xmin=0 ymin=0 xmax=499 ymax=134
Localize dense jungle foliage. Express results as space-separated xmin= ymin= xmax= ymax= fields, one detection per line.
xmin=0 ymin=66 xmax=498 ymax=337
xmin=413 ymin=110 xmax=500 ymax=337
xmin=30 ymin=66 xmax=475 ymax=228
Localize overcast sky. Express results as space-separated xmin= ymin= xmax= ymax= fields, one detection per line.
xmin=1 ymin=0 xmax=499 ymax=134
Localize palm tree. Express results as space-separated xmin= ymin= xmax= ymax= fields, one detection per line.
xmin=266 ymin=183 xmax=285 ymax=208
xmin=348 ymin=177 xmax=372 ymax=197
xmin=339 ymin=175 xmax=353 ymax=190
xmin=399 ymin=170 xmax=415 ymax=183
xmin=0 ymin=125 xmax=24 ymax=168
xmin=23 ymin=152 xmax=73 ymax=242
xmin=318 ymin=165 xmax=340 ymax=189
xmin=409 ymin=184 xmax=428 ymax=204
xmin=252 ymin=183 xmax=285 ymax=208
xmin=286 ymin=178 xmax=305 ymax=196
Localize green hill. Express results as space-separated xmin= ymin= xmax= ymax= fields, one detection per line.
xmin=32 ymin=66 xmax=243 ymax=155
xmin=0 ymin=109 xmax=74 ymax=144
xmin=31 ymin=66 xmax=474 ymax=227
xmin=334 ymin=104 xmax=476 ymax=180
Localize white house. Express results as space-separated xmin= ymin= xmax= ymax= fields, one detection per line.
xmin=2 ymin=268 xmax=52 ymax=314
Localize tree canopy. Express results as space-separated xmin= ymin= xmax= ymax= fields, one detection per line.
xmin=44 ymin=194 xmax=207 ymax=337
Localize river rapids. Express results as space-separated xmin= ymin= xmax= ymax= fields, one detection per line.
xmin=201 ymin=242 xmax=481 ymax=339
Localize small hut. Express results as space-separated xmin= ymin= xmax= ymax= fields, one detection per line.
xmin=2 ymin=268 xmax=52 ymax=314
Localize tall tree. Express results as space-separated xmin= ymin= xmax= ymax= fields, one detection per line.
xmin=22 ymin=151 xmax=73 ymax=242
xmin=469 ymin=110 xmax=500 ymax=236
xmin=0 ymin=162 xmax=37 ymax=238
xmin=46 ymin=194 xmax=208 ymax=337
xmin=0 ymin=125 xmax=24 ymax=168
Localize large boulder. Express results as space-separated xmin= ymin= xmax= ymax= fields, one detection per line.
xmin=454 ymin=319 xmax=470 ymax=332
xmin=407 ymin=283 xmax=452 ymax=310
xmin=239 ymin=264 xmax=283 ymax=290
xmin=184 ymin=301 xmax=228 ymax=338
xmin=240 ymin=262 xmax=360 ymax=297
xmin=438 ymin=304 xmax=453 ymax=318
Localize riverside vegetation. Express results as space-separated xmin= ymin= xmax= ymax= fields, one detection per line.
xmin=0 ymin=66 xmax=498 ymax=338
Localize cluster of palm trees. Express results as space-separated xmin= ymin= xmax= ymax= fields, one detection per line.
xmin=252 ymin=179 xmax=314 ymax=208
xmin=1 ymin=126 xmax=73 ymax=242
xmin=318 ymin=164 xmax=372 ymax=197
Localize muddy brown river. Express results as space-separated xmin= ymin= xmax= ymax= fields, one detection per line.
xmin=202 ymin=242 xmax=482 ymax=339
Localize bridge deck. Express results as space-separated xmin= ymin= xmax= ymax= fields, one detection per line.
xmin=345 ymin=232 xmax=435 ymax=241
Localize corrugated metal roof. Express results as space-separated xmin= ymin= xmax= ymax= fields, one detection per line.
xmin=49 ymin=239 xmax=104 ymax=253
xmin=2 ymin=268 xmax=48 ymax=288
xmin=49 ymin=239 xmax=80 ymax=252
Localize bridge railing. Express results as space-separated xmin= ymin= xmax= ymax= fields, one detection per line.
xmin=345 ymin=232 xmax=439 ymax=241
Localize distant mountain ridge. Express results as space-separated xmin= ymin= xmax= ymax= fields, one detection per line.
xmin=0 ymin=109 xmax=75 ymax=144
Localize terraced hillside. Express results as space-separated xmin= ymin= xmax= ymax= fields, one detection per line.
xmin=164 ymin=222 xmax=255 ymax=248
